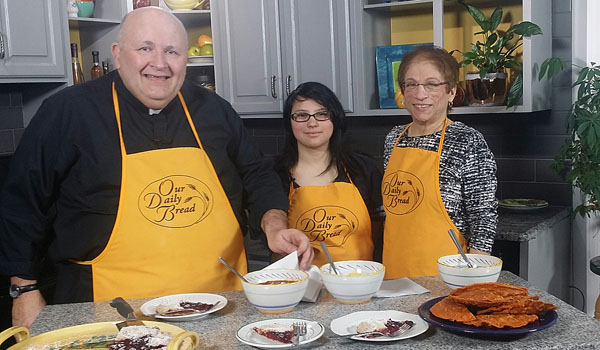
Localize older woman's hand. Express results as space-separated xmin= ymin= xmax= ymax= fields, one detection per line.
xmin=261 ymin=209 xmax=314 ymax=269
xmin=468 ymin=248 xmax=490 ymax=256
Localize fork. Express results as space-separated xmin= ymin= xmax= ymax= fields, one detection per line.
xmin=333 ymin=322 xmax=413 ymax=339
xmin=292 ymin=321 xmax=307 ymax=346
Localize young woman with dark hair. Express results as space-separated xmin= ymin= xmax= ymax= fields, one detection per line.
xmin=275 ymin=82 xmax=383 ymax=266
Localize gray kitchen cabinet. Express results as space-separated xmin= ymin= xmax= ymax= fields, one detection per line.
xmin=212 ymin=0 xmax=353 ymax=116
xmin=0 ymin=0 xmax=67 ymax=81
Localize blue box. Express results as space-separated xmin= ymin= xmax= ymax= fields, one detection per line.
xmin=376 ymin=43 xmax=433 ymax=109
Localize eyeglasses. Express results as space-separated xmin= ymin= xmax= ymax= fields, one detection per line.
xmin=402 ymin=81 xmax=449 ymax=93
xmin=290 ymin=111 xmax=331 ymax=122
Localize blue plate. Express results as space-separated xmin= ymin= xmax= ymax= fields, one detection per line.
xmin=418 ymin=296 xmax=558 ymax=336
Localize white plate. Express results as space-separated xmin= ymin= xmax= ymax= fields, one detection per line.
xmin=140 ymin=293 xmax=227 ymax=321
xmin=236 ymin=318 xmax=324 ymax=349
xmin=330 ymin=310 xmax=428 ymax=342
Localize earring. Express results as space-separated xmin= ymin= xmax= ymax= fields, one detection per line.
xmin=448 ymin=101 xmax=454 ymax=108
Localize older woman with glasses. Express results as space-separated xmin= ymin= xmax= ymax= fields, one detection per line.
xmin=273 ymin=81 xmax=384 ymax=266
xmin=382 ymin=46 xmax=497 ymax=278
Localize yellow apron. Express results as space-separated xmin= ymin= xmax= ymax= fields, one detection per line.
xmin=76 ymin=83 xmax=247 ymax=301
xmin=287 ymin=175 xmax=373 ymax=267
xmin=381 ymin=119 xmax=466 ymax=278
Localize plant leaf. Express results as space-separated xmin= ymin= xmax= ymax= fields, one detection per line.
xmin=508 ymin=21 xmax=543 ymax=36
xmin=460 ymin=1 xmax=489 ymax=32
xmin=489 ymin=7 xmax=503 ymax=32
xmin=486 ymin=32 xmax=498 ymax=47
xmin=506 ymin=72 xmax=523 ymax=107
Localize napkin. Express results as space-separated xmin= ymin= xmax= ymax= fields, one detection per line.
xmin=263 ymin=251 xmax=322 ymax=302
xmin=375 ymin=278 xmax=430 ymax=298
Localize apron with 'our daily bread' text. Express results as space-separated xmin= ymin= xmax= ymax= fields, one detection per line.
xmin=381 ymin=119 xmax=466 ymax=278
xmin=76 ymin=83 xmax=246 ymax=301
xmin=287 ymin=175 xmax=373 ymax=267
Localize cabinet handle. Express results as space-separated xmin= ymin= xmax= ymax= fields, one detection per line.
xmin=270 ymin=75 xmax=277 ymax=98
xmin=0 ymin=32 xmax=4 ymax=59
xmin=286 ymin=75 xmax=292 ymax=96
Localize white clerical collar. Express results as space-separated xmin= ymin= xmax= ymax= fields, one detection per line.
xmin=148 ymin=108 xmax=162 ymax=115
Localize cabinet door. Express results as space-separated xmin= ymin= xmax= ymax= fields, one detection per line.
xmin=0 ymin=0 xmax=66 ymax=78
xmin=279 ymin=0 xmax=353 ymax=112
xmin=212 ymin=0 xmax=282 ymax=114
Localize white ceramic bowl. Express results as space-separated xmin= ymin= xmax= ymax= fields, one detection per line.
xmin=320 ymin=260 xmax=385 ymax=304
xmin=241 ymin=269 xmax=309 ymax=314
xmin=163 ymin=0 xmax=200 ymax=10
xmin=437 ymin=254 xmax=502 ymax=289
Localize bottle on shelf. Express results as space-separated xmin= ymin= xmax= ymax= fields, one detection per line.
xmin=91 ymin=51 xmax=103 ymax=79
xmin=102 ymin=61 xmax=109 ymax=75
xmin=71 ymin=43 xmax=85 ymax=85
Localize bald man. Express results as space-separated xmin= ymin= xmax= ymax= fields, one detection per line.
xmin=0 ymin=7 xmax=313 ymax=328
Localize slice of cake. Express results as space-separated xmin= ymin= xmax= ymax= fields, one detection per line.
xmin=356 ymin=318 xmax=414 ymax=338
xmin=252 ymin=323 xmax=294 ymax=344
xmin=108 ymin=325 xmax=172 ymax=350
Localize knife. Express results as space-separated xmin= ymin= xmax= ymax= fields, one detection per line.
xmin=110 ymin=297 xmax=144 ymax=329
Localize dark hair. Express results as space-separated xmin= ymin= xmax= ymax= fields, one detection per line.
xmin=278 ymin=82 xmax=360 ymax=181
xmin=397 ymin=45 xmax=460 ymax=93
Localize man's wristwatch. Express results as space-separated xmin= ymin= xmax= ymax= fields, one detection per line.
xmin=9 ymin=283 xmax=38 ymax=298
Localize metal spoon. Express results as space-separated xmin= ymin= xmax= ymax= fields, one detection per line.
xmin=219 ymin=256 xmax=250 ymax=282
xmin=447 ymin=229 xmax=476 ymax=268
xmin=320 ymin=242 xmax=339 ymax=275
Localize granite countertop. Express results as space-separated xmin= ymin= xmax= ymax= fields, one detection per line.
xmin=496 ymin=206 xmax=571 ymax=242
xmin=29 ymin=271 xmax=600 ymax=349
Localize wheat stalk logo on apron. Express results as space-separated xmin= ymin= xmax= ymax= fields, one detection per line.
xmin=138 ymin=175 xmax=214 ymax=228
xmin=382 ymin=171 xmax=424 ymax=215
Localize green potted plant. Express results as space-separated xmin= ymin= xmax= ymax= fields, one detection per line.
xmin=550 ymin=62 xmax=600 ymax=217
xmin=456 ymin=0 xmax=544 ymax=107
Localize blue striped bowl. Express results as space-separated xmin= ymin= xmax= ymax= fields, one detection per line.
xmin=437 ymin=254 xmax=502 ymax=289
xmin=320 ymin=260 xmax=385 ymax=304
xmin=241 ymin=269 xmax=309 ymax=314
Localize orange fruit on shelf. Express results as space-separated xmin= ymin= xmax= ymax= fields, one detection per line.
xmin=197 ymin=34 xmax=213 ymax=48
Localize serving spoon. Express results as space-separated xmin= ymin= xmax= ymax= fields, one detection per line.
xmin=447 ymin=229 xmax=476 ymax=268
xmin=320 ymin=242 xmax=339 ymax=275
xmin=219 ymin=256 xmax=250 ymax=282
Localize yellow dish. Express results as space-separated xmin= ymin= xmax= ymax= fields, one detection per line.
xmin=0 ymin=321 xmax=198 ymax=350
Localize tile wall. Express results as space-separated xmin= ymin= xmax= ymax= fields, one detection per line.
xmin=0 ymin=87 xmax=24 ymax=156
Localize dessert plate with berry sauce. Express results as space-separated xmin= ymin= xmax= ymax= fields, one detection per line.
xmin=140 ymin=293 xmax=227 ymax=321
xmin=236 ymin=318 xmax=324 ymax=349
xmin=330 ymin=310 xmax=428 ymax=342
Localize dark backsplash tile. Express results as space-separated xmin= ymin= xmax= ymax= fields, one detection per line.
xmin=496 ymin=159 xmax=535 ymax=182
xmin=9 ymin=92 xmax=22 ymax=107
xmin=13 ymin=128 xmax=24 ymax=146
xmin=346 ymin=115 xmax=407 ymax=135
xmin=535 ymin=110 xmax=570 ymax=135
xmin=0 ymin=93 xmax=10 ymax=107
xmin=500 ymin=182 xmax=571 ymax=206
xmin=533 ymin=135 xmax=571 ymax=158
xmin=0 ymin=107 xmax=24 ymax=129
xmin=536 ymin=159 xmax=568 ymax=183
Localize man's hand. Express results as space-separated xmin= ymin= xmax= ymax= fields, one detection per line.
xmin=11 ymin=277 xmax=46 ymax=328
xmin=261 ymin=209 xmax=314 ymax=269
